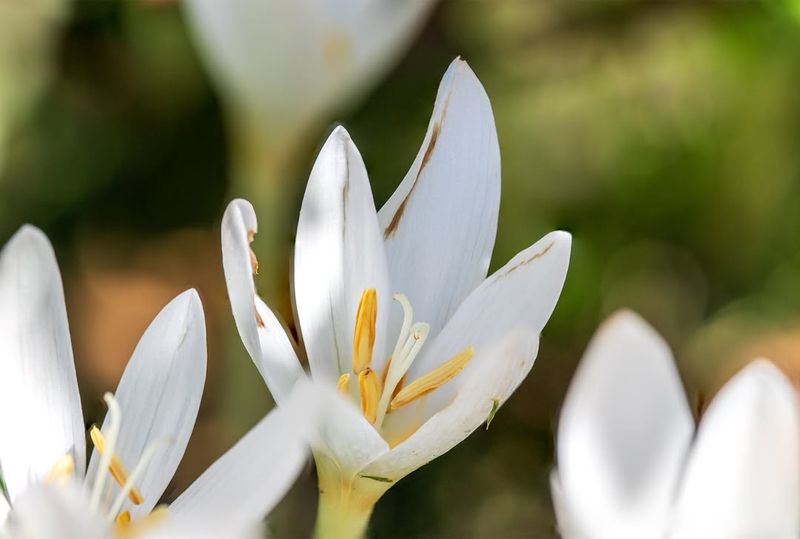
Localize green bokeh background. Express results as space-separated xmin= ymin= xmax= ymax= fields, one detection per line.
xmin=3 ymin=1 xmax=800 ymax=537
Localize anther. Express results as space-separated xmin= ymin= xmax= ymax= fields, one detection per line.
xmin=358 ymin=368 xmax=381 ymax=423
xmin=47 ymin=454 xmax=74 ymax=482
xmin=107 ymin=439 xmax=168 ymax=520
xmin=90 ymin=426 xmax=144 ymax=505
xmin=389 ymin=346 xmax=474 ymax=411
xmin=352 ymin=288 xmax=377 ymax=373
xmin=336 ymin=373 xmax=351 ymax=396
xmin=90 ymin=393 xmax=122 ymax=513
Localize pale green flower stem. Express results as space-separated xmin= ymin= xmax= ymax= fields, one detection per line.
xmin=313 ymin=452 xmax=394 ymax=539
xmin=220 ymin=112 xmax=308 ymax=428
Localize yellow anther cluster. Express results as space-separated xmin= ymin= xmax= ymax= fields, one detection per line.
xmin=90 ymin=426 xmax=144 ymax=505
xmin=343 ymin=288 xmax=474 ymax=430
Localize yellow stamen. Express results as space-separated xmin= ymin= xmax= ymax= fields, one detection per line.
xmin=115 ymin=510 xmax=131 ymax=527
xmin=352 ymin=288 xmax=377 ymax=373
xmin=358 ymin=368 xmax=381 ymax=423
xmin=90 ymin=426 xmax=144 ymax=505
xmin=389 ymin=346 xmax=474 ymax=411
xmin=47 ymin=454 xmax=74 ymax=482
xmin=336 ymin=373 xmax=351 ymax=396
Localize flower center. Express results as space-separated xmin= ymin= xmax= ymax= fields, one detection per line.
xmin=337 ymin=288 xmax=474 ymax=432
xmin=46 ymin=392 xmax=169 ymax=536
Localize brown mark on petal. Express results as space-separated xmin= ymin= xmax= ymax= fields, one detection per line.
xmin=255 ymin=309 xmax=266 ymax=329
xmin=501 ymin=241 xmax=555 ymax=276
xmin=249 ymin=249 xmax=259 ymax=275
xmin=383 ymin=123 xmax=441 ymax=239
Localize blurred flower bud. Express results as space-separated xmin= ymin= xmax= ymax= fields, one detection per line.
xmin=183 ymin=0 xmax=435 ymax=143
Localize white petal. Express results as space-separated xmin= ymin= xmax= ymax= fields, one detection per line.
xmin=9 ymin=483 xmax=108 ymax=539
xmin=555 ymin=311 xmax=694 ymax=539
xmin=378 ymin=58 xmax=501 ymax=339
xmin=222 ymin=198 xmax=304 ymax=403
xmin=670 ymin=360 xmax=800 ymax=539
xmin=86 ymin=290 xmax=206 ymax=519
xmin=550 ymin=471 xmax=583 ymax=539
xmin=294 ymin=127 xmax=391 ymax=383
xmin=170 ymin=405 xmax=307 ymax=526
xmin=367 ymin=232 xmax=569 ymax=477
xmin=364 ymin=331 xmax=535 ymax=480
xmin=0 ymin=491 xmax=9 ymax=527
xmin=139 ymin=517 xmax=262 ymax=539
xmin=0 ymin=226 xmax=85 ymax=501
xmin=297 ymin=380 xmax=389 ymax=477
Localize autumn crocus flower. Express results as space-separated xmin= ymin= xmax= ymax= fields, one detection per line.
xmin=552 ymin=311 xmax=800 ymax=539
xmin=221 ymin=58 xmax=571 ymax=538
xmin=0 ymin=226 xmax=308 ymax=538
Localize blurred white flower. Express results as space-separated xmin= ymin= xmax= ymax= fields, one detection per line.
xmin=183 ymin=0 xmax=435 ymax=142
xmin=552 ymin=311 xmax=800 ymax=539
xmin=221 ymin=58 xmax=571 ymax=535
xmin=0 ymin=226 xmax=308 ymax=538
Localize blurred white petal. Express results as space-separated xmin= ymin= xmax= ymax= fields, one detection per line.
xmin=0 ymin=226 xmax=85 ymax=501
xmin=379 ymin=58 xmax=501 ymax=340
xmin=555 ymin=311 xmax=693 ymax=538
xmin=670 ymin=360 xmax=800 ymax=539
xmin=86 ymin=290 xmax=207 ymax=519
xmin=171 ymin=404 xmax=307 ymax=527
xmin=8 ymin=483 xmax=107 ymax=539
xmin=294 ymin=127 xmax=391 ymax=383
xmin=222 ymin=198 xmax=304 ymax=402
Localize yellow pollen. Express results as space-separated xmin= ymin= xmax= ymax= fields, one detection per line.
xmin=389 ymin=346 xmax=474 ymax=411
xmin=47 ymin=454 xmax=74 ymax=482
xmin=352 ymin=288 xmax=377 ymax=373
xmin=336 ymin=373 xmax=351 ymax=396
xmin=358 ymin=368 xmax=381 ymax=424
xmin=90 ymin=426 xmax=144 ymax=505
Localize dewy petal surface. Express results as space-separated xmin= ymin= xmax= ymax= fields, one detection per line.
xmin=670 ymin=360 xmax=800 ymax=539
xmin=371 ymin=232 xmax=570 ymax=476
xmin=555 ymin=311 xmax=694 ymax=539
xmin=378 ymin=58 xmax=501 ymax=339
xmin=170 ymin=404 xmax=307 ymax=527
xmin=294 ymin=126 xmax=391 ymax=383
xmin=222 ymin=198 xmax=303 ymax=403
xmin=86 ymin=290 xmax=207 ymax=519
xmin=0 ymin=226 xmax=85 ymax=502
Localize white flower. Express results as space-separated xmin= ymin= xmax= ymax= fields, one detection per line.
xmin=552 ymin=311 xmax=800 ymax=539
xmin=182 ymin=0 xmax=435 ymax=140
xmin=0 ymin=226 xmax=308 ymax=538
xmin=221 ymin=57 xmax=571 ymax=522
